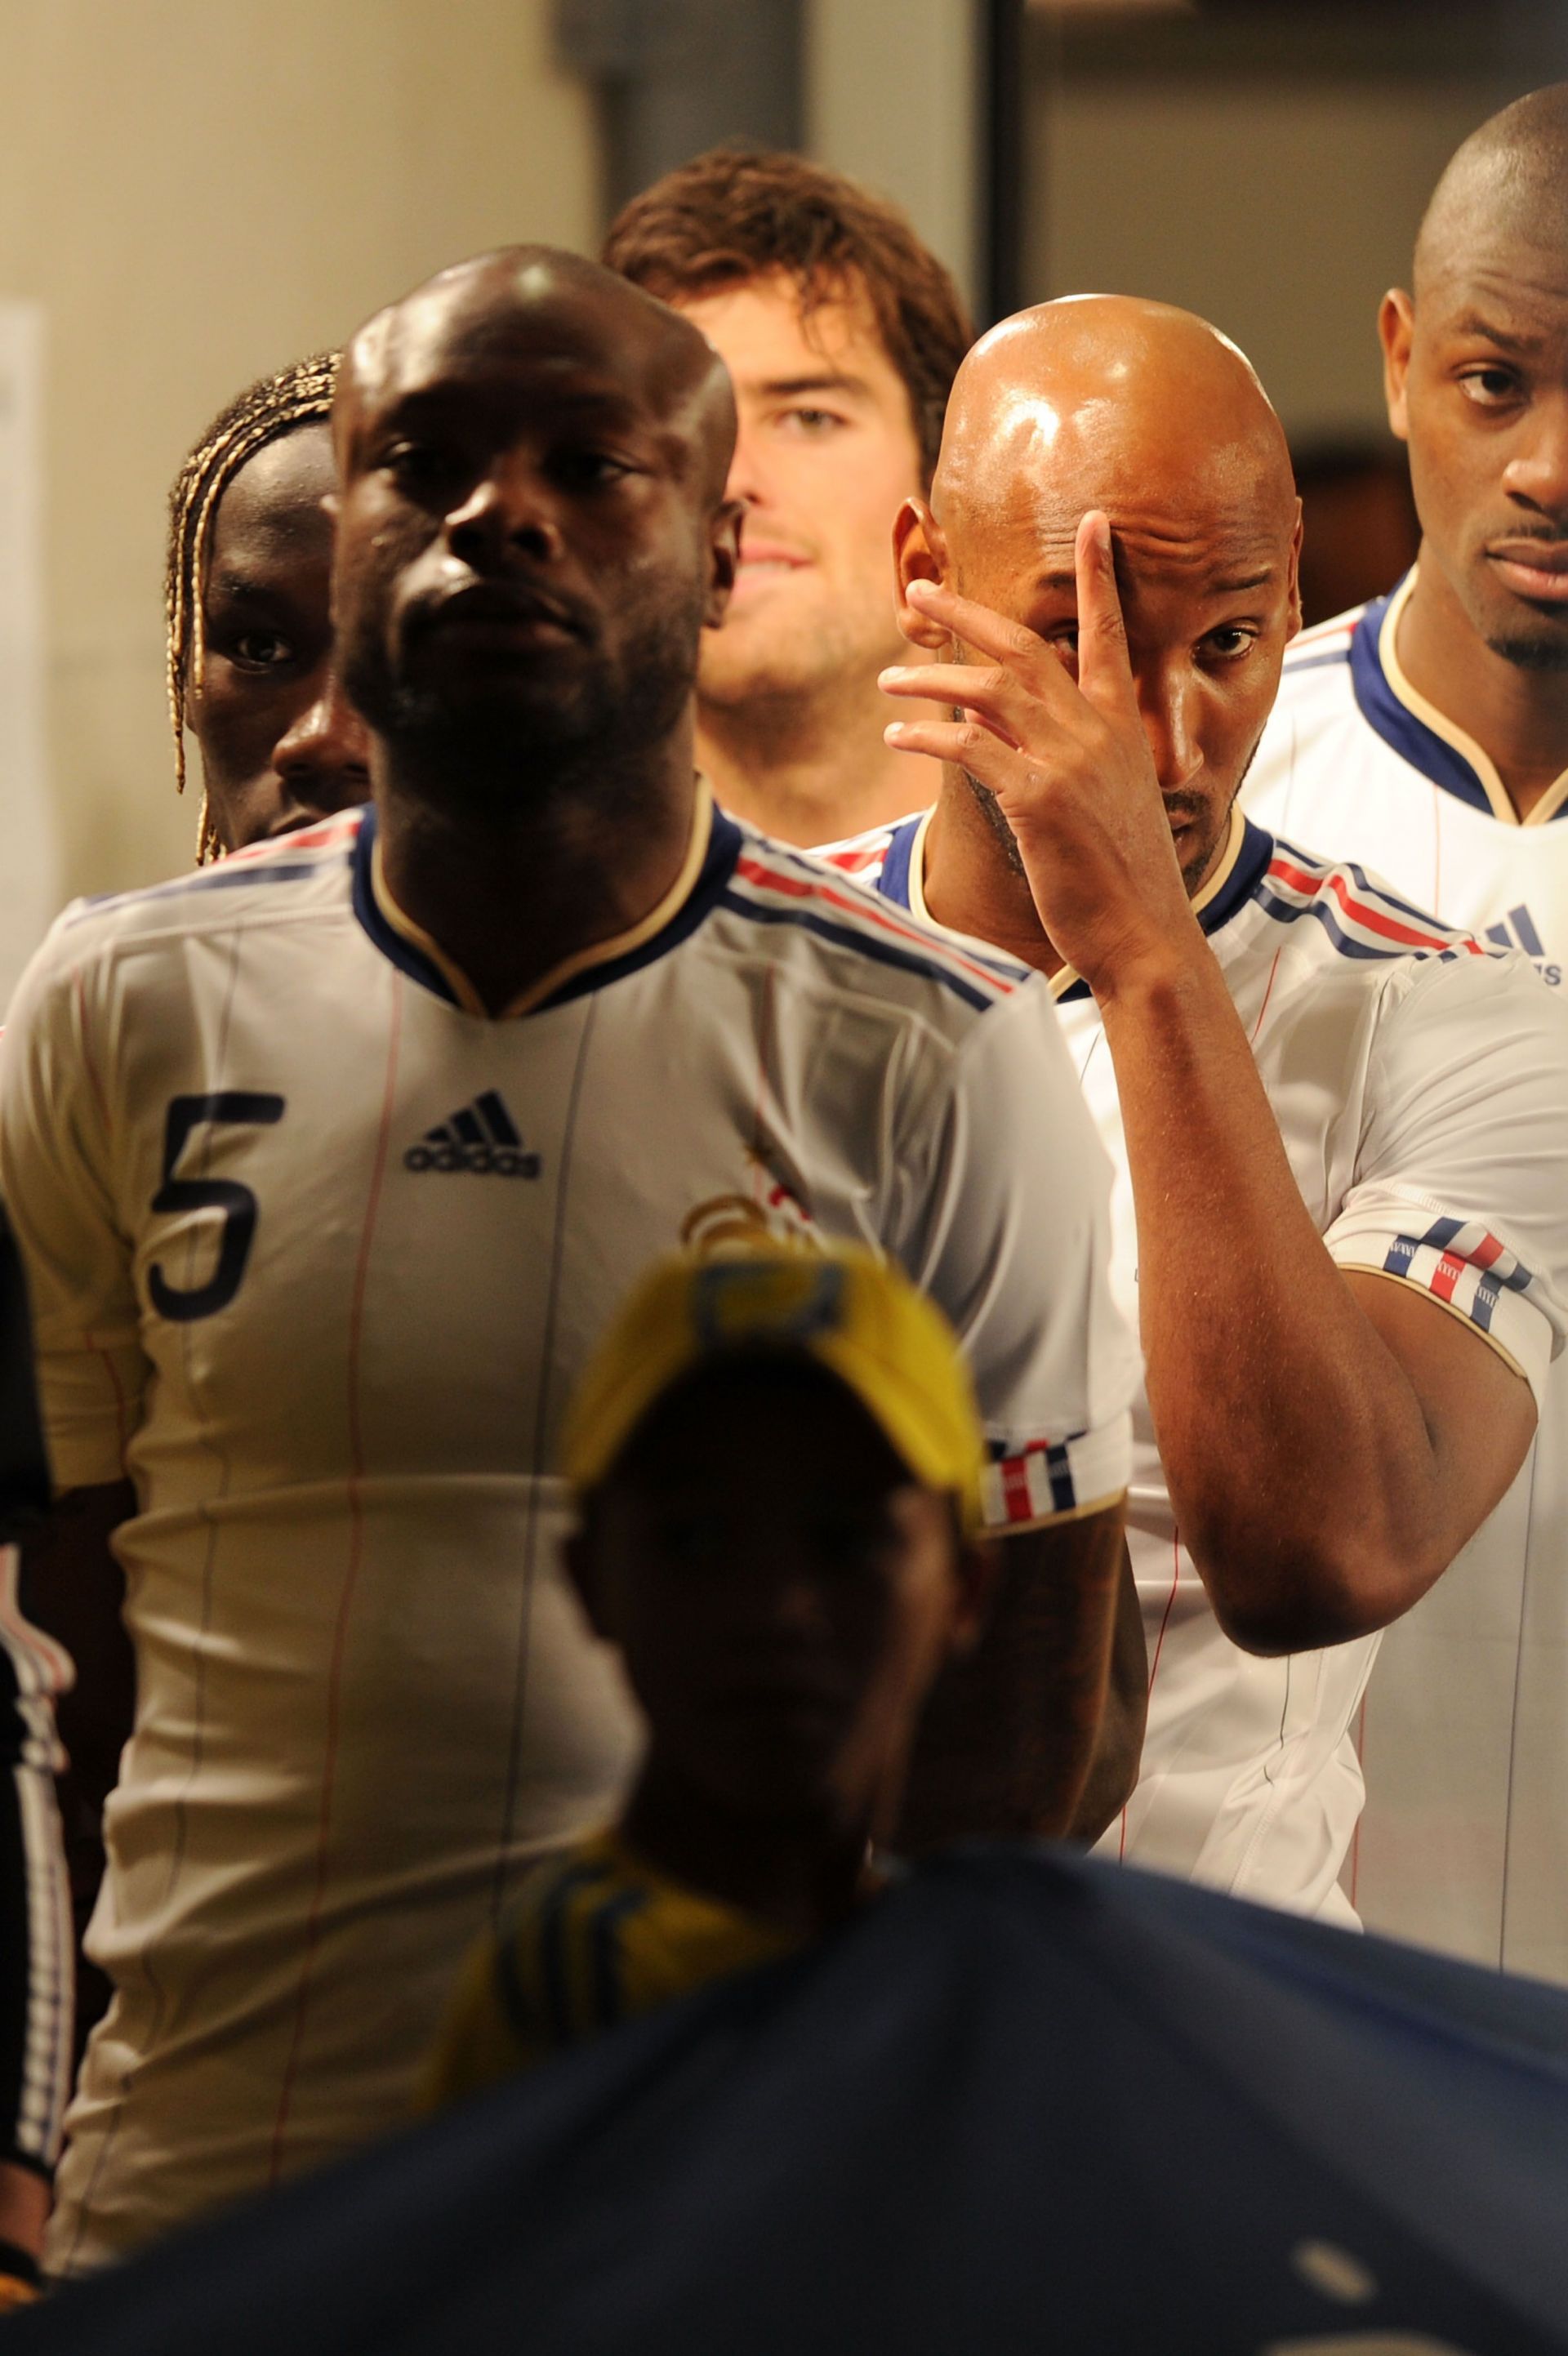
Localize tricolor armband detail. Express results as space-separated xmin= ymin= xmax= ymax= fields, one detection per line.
xmin=1379 ymin=1217 xmax=1535 ymax=1335
xmin=982 ymin=1412 xmax=1132 ymax=1533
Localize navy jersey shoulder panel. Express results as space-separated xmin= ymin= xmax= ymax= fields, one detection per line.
xmin=875 ymin=817 xmax=923 ymax=913
xmin=541 ymin=804 xmax=746 ymax=1011
xmin=1348 ymin=590 xmax=1493 ymax=815
xmin=350 ymin=806 xmax=461 ymax=1007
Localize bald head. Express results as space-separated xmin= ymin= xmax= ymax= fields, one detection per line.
xmin=933 ymin=295 xmax=1295 ymax=562
xmin=897 ymin=295 xmax=1301 ymax=897
xmin=1415 ymin=85 xmax=1568 ymax=299
xmin=340 ymin=245 xmax=737 ymax=505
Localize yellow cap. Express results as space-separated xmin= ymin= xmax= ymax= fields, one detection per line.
xmin=562 ymin=1246 xmax=987 ymax=1530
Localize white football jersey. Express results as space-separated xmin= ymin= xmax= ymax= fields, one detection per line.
xmin=831 ymin=804 xmax=1568 ymax=1922
xmin=1244 ymin=571 xmax=1568 ymax=1982
xmin=0 ymin=786 xmax=1136 ymax=2271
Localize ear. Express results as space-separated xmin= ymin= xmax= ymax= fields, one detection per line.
xmin=1379 ymin=289 xmax=1414 ymax=443
xmin=564 ymin=1521 xmax=615 ymax=1642
xmin=1285 ymin=497 xmax=1303 ymax=640
xmin=947 ymin=1535 xmax=1000 ymax=1657
xmin=893 ymin=497 xmax=952 ymax=651
xmin=703 ymin=498 xmax=744 ymax=630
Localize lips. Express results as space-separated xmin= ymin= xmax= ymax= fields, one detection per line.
xmin=422 ymin=581 xmax=587 ymax=642
xmin=1486 ymin=542 xmax=1568 ymax=604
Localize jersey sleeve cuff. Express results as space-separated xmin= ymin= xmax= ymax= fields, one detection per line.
xmin=980 ymin=1411 xmax=1133 ymax=1534
xmin=1326 ymin=1212 xmax=1558 ymax=1407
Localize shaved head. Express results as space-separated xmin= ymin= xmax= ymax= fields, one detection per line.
xmin=933 ymin=295 xmax=1295 ymax=562
xmin=896 ymin=295 xmax=1301 ymax=898
xmin=1415 ymin=85 xmax=1568 ymax=301
xmin=330 ymin=242 xmax=745 ymax=803
xmin=340 ymin=245 xmax=737 ymax=506
xmin=1383 ymin=87 xmax=1568 ymax=680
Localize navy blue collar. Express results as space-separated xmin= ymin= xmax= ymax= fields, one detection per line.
xmin=350 ymin=798 xmax=745 ymax=1016
xmin=1349 ymin=587 xmax=1498 ymax=817
xmin=873 ymin=810 xmax=1274 ymax=1004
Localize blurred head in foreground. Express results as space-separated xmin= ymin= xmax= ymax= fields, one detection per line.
xmin=564 ymin=1245 xmax=993 ymax=1879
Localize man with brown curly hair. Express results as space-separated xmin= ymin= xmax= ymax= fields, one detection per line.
xmin=605 ymin=149 xmax=972 ymax=846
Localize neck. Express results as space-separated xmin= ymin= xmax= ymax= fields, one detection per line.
xmin=372 ymin=727 xmax=699 ymax=1017
xmin=697 ymin=676 xmax=942 ymax=848
xmin=920 ymin=774 xmax=1064 ymax=978
xmin=1396 ymin=553 xmax=1568 ymax=819
xmin=620 ymin=1756 xmax=872 ymax=1942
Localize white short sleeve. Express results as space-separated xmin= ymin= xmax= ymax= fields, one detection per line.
xmin=888 ymin=982 xmax=1138 ymax=1532
xmin=0 ymin=923 xmax=147 ymax=1490
xmin=1324 ymin=950 xmax=1568 ymax=1405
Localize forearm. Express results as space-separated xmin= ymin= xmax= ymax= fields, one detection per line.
xmin=1101 ymin=951 xmax=1453 ymax=1647
xmin=897 ymin=1504 xmax=1126 ymax=1851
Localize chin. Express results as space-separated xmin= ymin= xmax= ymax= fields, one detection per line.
xmin=1485 ymin=626 xmax=1568 ymax=675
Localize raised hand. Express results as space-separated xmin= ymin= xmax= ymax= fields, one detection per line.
xmin=880 ymin=510 xmax=1203 ymax=998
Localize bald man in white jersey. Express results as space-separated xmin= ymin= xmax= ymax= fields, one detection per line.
xmin=1244 ymin=87 xmax=1568 ymax=1980
xmin=831 ymin=295 xmax=1568 ymax=1924
xmin=0 ymin=250 xmax=1135 ymax=2271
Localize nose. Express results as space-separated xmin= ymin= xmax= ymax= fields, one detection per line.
xmin=272 ymin=669 xmax=372 ymax=813
xmin=446 ymin=458 xmax=564 ymax=569
xmin=1137 ymin=668 xmax=1203 ymax=795
xmin=724 ymin=413 xmax=775 ymax=513
xmin=1503 ymin=393 xmax=1568 ymax=521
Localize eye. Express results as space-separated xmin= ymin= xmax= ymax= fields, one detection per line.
xmin=1203 ymin=625 xmax=1258 ymax=661
xmin=777 ymin=407 xmax=849 ymax=437
xmin=1458 ymin=364 xmax=1522 ymax=407
xmin=381 ymin=438 xmax=461 ymax=497
xmin=228 ymin=630 xmax=296 ymax=671
xmin=550 ymin=448 xmax=635 ymax=492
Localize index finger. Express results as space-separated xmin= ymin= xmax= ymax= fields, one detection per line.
xmin=1074 ymin=511 xmax=1138 ymax=714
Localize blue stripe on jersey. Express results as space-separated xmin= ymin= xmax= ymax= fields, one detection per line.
xmin=74 ymin=852 xmax=346 ymax=923
xmin=1269 ymin=841 xmax=1475 ymax=943
xmin=350 ymin=812 xmax=461 ymax=1007
xmin=717 ymin=891 xmax=998 ymax=1013
xmin=877 ymin=817 xmax=922 ymax=911
xmin=1348 ymin=586 xmax=1513 ymax=819
xmin=590 ymin=1886 xmax=649 ymax=2029
xmin=1254 ymin=883 xmax=1435 ymax=961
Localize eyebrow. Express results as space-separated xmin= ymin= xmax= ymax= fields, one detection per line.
xmin=750 ymin=372 xmax=875 ymax=402
xmin=1449 ymin=313 xmax=1540 ymax=354
xmin=1030 ymin=563 xmax=1278 ymax=596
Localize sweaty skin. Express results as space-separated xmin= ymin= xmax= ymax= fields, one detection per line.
xmin=1383 ymin=84 xmax=1568 ymax=817
xmin=881 ymin=295 xmax=1538 ymax=1653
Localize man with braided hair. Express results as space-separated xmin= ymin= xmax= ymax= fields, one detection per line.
xmin=13 ymin=355 xmax=377 ymax=2124
xmin=166 ymin=352 xmax=369 ymax=862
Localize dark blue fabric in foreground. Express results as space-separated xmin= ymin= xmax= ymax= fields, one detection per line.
xmin=19 ymin=1846 xmax=1568 ymax=2354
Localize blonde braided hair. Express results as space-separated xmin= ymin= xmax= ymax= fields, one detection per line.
xmin=165 ymin=351 xmax=340 ymax=864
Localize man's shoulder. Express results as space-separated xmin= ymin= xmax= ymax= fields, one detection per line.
xmin=36 ymin=813 xmax=363 ymax=979
xmin=1243 ymin=834 xmax=1478 ymax=980
xmin=708 ymin=820 xmax=1035 ymax=1034
xmin=1239 ymin=831 xmax=1557 ymax=1035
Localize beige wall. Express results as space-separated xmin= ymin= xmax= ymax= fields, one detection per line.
xmin=1026 ymin=70 xmax=1499 ymax=441
xmin=0 ymin=0 xmax=597 ymax=908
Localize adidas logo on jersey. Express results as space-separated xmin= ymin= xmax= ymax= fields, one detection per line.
xmin=403 ymin=1091 xmax=541 ymax=1177
xmin=1482 ymin=904 xmax=1561 ymax=986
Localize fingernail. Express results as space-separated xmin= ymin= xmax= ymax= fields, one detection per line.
xmin=878 ymin=666 xmax=906 ymax=684
xmin=885 ymin=722 xmax=906 ymax=738
xmin=907 ymin=578 xmax=937 ymax=599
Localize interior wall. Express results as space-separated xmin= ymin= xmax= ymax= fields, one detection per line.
xmin=0 ymin=0 xmax=597 ymax=914
xmin=1024 ymin=67 xmax=1511 ymax=443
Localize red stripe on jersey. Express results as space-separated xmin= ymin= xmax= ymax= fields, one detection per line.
xmin=1469 ymin=1231 xmax=1506 ymax=1272
xmin=1267 ymin=855 xmax=1474 ymax=955
xmin=227 ymin=812 xmax=363 ymax=865
xmin=1431 ymin=1250 xmax=1466 ymax=1304
xmin=1000 ymin=1456 xmax=1033 ymax=1523
xmin=735 ymin=855 xmax=1018 ymax=995
xmin=817 ymin=842 xmax=890 ymax=874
